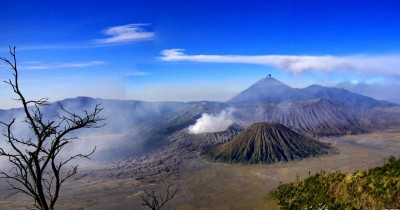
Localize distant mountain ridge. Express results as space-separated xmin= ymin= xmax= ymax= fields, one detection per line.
xmin=1 ymin=77 xmax=400 ymax=161
xmin=228 ymin=76 xmax=396 ymax=108
xmin=227 ymin=76 xmax=399 ymax=136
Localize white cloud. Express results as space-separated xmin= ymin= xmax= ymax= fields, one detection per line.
xmin=188 ymin=109 xmax=235 ymax=134
xmin=95 ymin=23 xmax=154 ymax=44
xmin=0 ymin=24 xmax=154 ymax=51
xmin=19 ymin=61 xmax=104 ymax=70
xmin=160 ymin=49 xmax=400 ymax=76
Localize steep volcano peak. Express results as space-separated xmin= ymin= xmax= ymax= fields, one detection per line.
xmin=227 ymin=76 xmax=295 ymax=103
xmin=253 ymin=76 xmax=291 ymax=89
xmin=205 ymin=122 xmax=330 ymax=164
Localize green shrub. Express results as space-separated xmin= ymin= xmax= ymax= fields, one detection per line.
xmin=272 ymin=157 xmax=400 ymax=209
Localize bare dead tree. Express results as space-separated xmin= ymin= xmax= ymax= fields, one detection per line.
xmin=0 ymin=46 xmax=105 ymax=210
xmin=139 ymin=182 xmax=178 ymax=210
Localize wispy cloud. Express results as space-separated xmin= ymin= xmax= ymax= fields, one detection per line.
xmin=20 ymin=61 xmax=104 ymax=70
xmin=160 ymin=49 xmax=400 ymax=76
xmin=19 ymin=76 xmax=83 ymax=83
xmin=95 ymin=23 xmax=154 ymax=44
xmin=125 ymin=70 xmax=150 ymax=76
xmin=0 ymin=63 xmax=7 ymax=71
xmin=0 ymin=44 xmax=100 ymax=52
xmin=0 ymin=23 xmax=154 ymax=52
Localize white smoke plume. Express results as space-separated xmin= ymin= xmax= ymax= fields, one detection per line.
xmin=188 ymin=108 xmax=235 ymax=134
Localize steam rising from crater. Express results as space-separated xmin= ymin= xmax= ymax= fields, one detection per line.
xmin=188 ymin=109 xmax=235 ymax=134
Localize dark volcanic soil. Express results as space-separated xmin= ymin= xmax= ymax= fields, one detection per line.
xmin=1 ymin=129 xmax=400 ymax=210
xmin=205 ymin=123 xmax=331 ymax=164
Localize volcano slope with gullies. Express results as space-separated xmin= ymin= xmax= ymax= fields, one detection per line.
xmin=2 ymin=76 xmax=400 ymax=209
xmin=0 ymin=76 xmax=398 ymax=161
xmin=205 ymin=122 xmax=331 ymax=164
xmin=229 ymin=76 xmax=400 ymax=137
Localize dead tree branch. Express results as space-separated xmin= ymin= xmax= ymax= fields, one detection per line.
xmin=139 ymin=182 xmax=178 ymax=210
xmin=0 ymin=46 xmax=105 ymax=210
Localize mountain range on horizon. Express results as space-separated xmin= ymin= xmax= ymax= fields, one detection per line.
xmin=1 ymin=76 xmax=400 ymax=160
xmin=228 ymin=76 xmax=396 ymax=108
xmin=0 ymin=75 xmax=397 ymax=110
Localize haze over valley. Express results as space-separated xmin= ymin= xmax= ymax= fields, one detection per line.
xmin=2 ymin=76 xmax=400 ymax=209
xmin=1 ymin=1 xmax=400 ymax=209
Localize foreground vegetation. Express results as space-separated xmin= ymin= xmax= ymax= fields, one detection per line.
xmin=272 ymin=156 xmax=400 ymax=209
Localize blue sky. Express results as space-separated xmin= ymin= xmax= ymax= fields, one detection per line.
xmin=1 ymin=0 xmax=400 ymax=108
